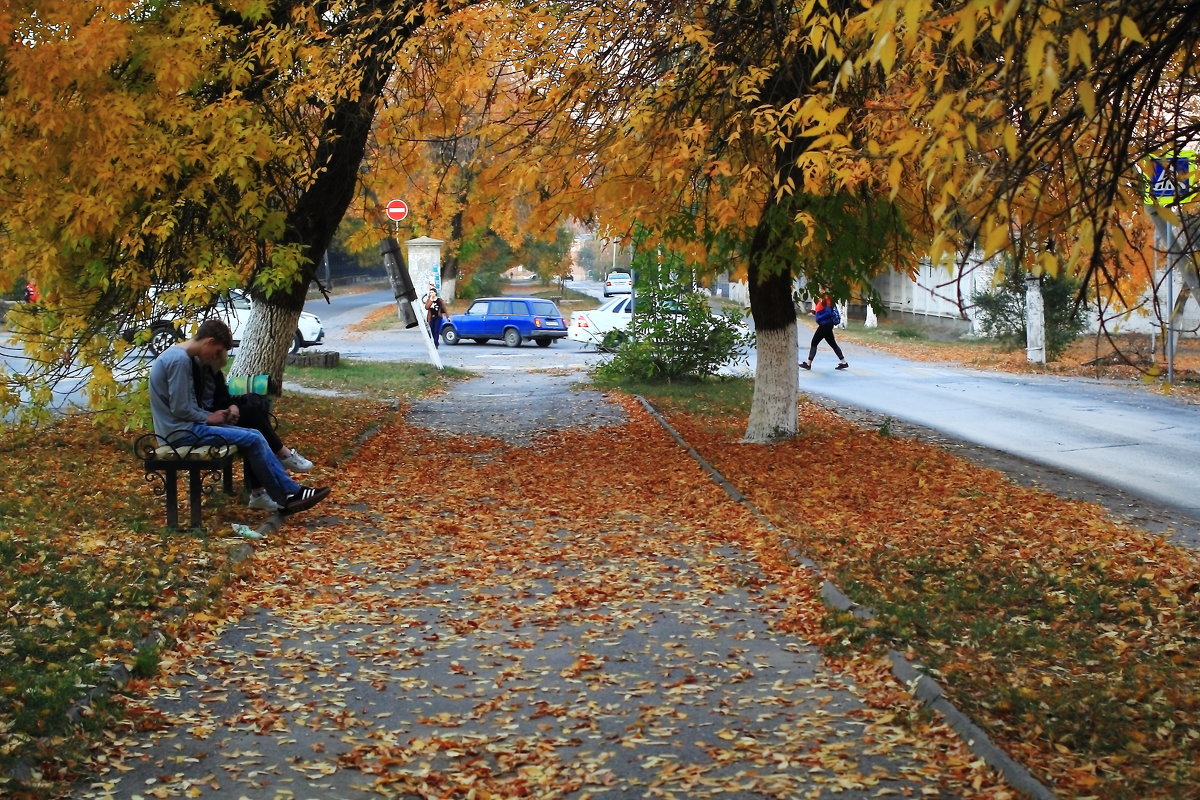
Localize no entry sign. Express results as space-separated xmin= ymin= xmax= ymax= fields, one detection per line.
xmin=385 ymin=199 xmax=409 ymax=221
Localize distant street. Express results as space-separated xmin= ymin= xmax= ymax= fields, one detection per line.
xmin=317 ymin=287 xmax=1200 ymax=525
xmin=312 ymin=286 xmax=606 ymax=371
xmin=749 ymin=340 xmax=1200 ymax=523
xmin=7 ymin=284 xmax=1199 ymax=527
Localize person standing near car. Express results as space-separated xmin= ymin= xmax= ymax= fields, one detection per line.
xmin=800 ymin=289 xmax=848 ymax=371
xmin=424 ymin=284 xmax=448 ymax=347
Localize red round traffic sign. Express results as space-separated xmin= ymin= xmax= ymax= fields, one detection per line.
xmin=385 ymin=199 xmax=409 ymax=221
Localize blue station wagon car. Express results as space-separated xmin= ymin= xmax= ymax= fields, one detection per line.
xmin=441 ymin=297 xmax=568 ymax=348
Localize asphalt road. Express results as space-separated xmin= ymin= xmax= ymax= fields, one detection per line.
xmin=314 ymin=286 xmax=608 ymax=371
xmin=769 ymin=338 xmax=1200 ymax=524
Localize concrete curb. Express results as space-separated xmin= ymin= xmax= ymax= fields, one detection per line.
xmin=635 ymin=395 xmax=1057 ymax=800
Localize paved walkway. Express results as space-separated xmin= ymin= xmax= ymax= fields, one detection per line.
xmin=77 ymin=373 xmax=1008 ymax=799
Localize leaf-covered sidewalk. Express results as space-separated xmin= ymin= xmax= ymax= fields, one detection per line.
xmin=77 ymin=379 xmax=1006 ymax=799
xmin=663 ymin=394 xmax=1200 ymax=799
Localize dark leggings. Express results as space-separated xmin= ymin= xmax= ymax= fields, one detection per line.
xmin=234 ymin=396 xmax=281 ymax=490
xmin=807 ymin=324 xmax=845 ymax=362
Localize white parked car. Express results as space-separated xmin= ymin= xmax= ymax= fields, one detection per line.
xmin=567 ymin=295 xmax=634 ymax=346
xmin=568 ymin=294 xmax=748 ymax=348
xmin=603 ymin=271 xmax=633 ymax=297
xmin=125 ymin=287 xmax=325 ymax=356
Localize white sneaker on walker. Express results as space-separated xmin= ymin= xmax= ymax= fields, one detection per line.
xmin=248 ymin=491 xmax=284 ymax=512
xmin=280 ymin=450 xmax=313 ymax=472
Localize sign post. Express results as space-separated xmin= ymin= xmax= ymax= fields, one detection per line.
xmin=1143 ymin=152 xmax=1198 ymax=383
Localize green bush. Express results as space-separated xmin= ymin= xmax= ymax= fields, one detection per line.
xmin=593 ymin=286 xmax=751 ymax=381
xmin=972 ymin=265 xmax=1088 ymax=361
xmin=457 ymin=267 xmax=503 ymax=300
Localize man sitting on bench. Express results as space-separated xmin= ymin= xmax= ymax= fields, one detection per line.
xmin=148 ymin=318 xmax=330 ymax=516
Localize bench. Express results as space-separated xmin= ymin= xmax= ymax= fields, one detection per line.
xmin=133 ymin=433 xmax=242 ymax=530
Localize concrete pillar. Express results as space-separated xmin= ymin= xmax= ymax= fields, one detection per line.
xmin=405 ymin=236 xmax=445 ymax=297
xmin=1025 ymin=274 xmax=1046 ymax=363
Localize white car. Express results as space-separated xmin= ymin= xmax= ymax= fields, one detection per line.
xmin=127 ymin=288 xmax=324 ymax=355
xmin=603 ymin=271 xmax=633 ymax=297
xmin=568 ymin=295 xmax=750 ymax=348
xmin=567 ymin=295 xmax=634 ymax=345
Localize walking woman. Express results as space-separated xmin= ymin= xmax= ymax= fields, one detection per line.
xmin=800 ymin=289 xmax=848 ymax=371
xmin=424 ymin=284 xmax=448 ymax=348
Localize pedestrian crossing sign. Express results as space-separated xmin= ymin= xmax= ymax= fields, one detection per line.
xmin=1143 ymin=151 xmax=1199 ymax=205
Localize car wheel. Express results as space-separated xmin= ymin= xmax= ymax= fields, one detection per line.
xmin=473 ymin=338 xmax=488 ymax=344
xmin=442 ymin=325 xmax=461 ymax=346
xmin=149 ymin=325 xmax=180 ymax=356
xmin=503 ymin=328 xmax=522 ymax=348
xmin=536 ymin=338 xmax=552 ymax=348
xmin=290 ymin=331 xmax=303 ymax=354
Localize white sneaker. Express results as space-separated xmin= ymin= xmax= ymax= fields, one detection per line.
xmin=248 ymin=491 xmax=284 ymax=512
xmin=280 ymin=450 xmax=313 ymax=473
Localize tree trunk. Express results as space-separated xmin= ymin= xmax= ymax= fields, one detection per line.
xmin=744 ymin=322 xmax=799 ymax=442
xmin=235 ymin=302 xmax=301 ymax=394
xmin=229 ymin=3 xmax=429 ymax=383
xmin=1024 ymin=275 xmax=1046 ymax=363
xmin=742 ymin=197 xmax=802 ymax=443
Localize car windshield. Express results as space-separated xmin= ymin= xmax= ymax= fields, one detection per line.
xmin=529 ymin=300 xmax=561 ymax=317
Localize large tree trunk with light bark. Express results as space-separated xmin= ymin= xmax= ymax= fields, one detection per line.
xmin=744 ymin=323 xmax=799 ymax=442
xmin=235 ymin=302 xmax=302 ymax=395
xmin=742 ymin=203 xmax=802 ymax=442
xmin=227 ymin=2 xmax=431 ymax=387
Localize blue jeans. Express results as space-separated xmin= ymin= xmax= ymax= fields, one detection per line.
xmin=191 ymin=423 xmax=299 ymax=503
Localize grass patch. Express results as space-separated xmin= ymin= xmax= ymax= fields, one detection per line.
xmin=285 ymin=359 xmax=471 ymax=403
xmin=0 ymin=424 xmax=238 ymax=793
xmin=0 ymin=366 xmax=452 ymax=797
xmin=593 ymin=374 xmax=755 ymax=417
xmin=843 ymin=318 xmax=985 ymax=347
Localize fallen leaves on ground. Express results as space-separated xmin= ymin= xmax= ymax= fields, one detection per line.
xmin=840 ymin=328 xmax=1200 ymax=398
xmin=12 ymin=367 xmax=1196 ymax=800
xmin=658 ymin=396 xmax=1200 ymax=799
xmin=69 ymin=395 xmax=1016 ymax=799
xmin=0 ymin=394 xmax=390 ymax=796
